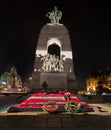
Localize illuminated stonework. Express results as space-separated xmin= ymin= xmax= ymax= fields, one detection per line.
xmin=47 ymin=38 xmax=62 ymax=49
xmin=29 ymin=23 xmax=77 ymax=90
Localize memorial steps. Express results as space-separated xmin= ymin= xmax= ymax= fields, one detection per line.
xmin=7 ymin=91 xmax=93 ymax=112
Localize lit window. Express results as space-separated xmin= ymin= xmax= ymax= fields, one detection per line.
xmin=29 ymin=77 xmax=32 ymax=80
xmin=34 ymin=69 xmax=37 ymax=72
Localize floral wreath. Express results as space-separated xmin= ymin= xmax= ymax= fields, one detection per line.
xmin=42 ymin=101 xmax=59 ymax=113
xmin=64 ymin=101 xmax=82 ymax=113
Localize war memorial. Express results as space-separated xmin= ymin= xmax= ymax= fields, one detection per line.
xmin=29 ymin=6 xmax=77 ymax=91
xmin=6 ymin=7 xmax=94 ymax=113
xmin=1 ymin=7 xmax=111 ymax=130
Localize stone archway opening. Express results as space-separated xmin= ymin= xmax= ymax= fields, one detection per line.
xmin=47 ymin=38 xmax=61 ymax=58
xmin=48 ymin=43 xmax=60 ymax=57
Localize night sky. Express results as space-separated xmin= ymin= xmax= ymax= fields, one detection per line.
xmin=0 ymin=0 xmax=111 ymax=89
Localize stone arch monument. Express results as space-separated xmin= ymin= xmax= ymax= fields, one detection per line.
xmin=29 ymin=7 xmax=77 ymax=91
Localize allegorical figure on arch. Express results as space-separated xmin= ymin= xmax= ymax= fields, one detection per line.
xmin=46 ymin=6 xmax=62 ymax=24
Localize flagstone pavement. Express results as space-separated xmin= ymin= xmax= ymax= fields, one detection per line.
xmin=1 ymin=95 xmax=111 ymax=130
xmin=0 ymin=107 xmax=111 ymax=130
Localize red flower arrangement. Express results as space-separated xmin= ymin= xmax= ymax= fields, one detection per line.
xmin=42 ymin=101 xmax=59 ymax=113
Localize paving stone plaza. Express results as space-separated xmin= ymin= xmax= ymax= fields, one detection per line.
xmin=0 ymin=108 xmax=111 ymax=130
xmin=0 ymin=95 xmax=111 ymax=130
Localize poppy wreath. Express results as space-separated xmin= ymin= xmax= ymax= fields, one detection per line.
xmin=65 ymin=101 xmax=82 ymax=113
xmin=42 ymin=101 xmax=59 ymax=113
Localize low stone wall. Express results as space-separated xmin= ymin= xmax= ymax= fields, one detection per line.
xmin=40 ymin=72 xmax=68 ymax=89
xmin=80 ymin=95 xmax=111 ymax=103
